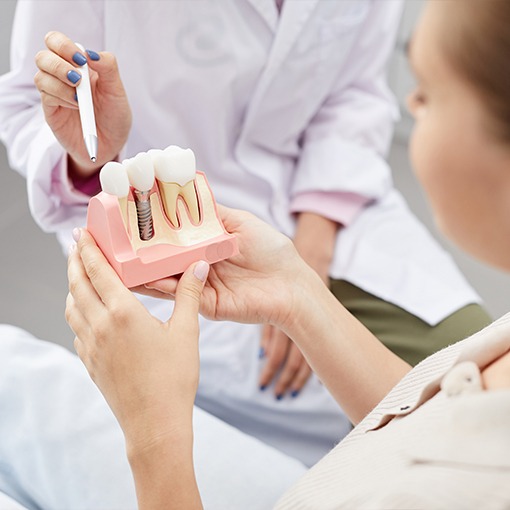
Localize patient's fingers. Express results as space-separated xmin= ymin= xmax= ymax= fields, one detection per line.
xmin=65 ymin=291 xmax=91 ymax=340
xmin=76 ymin=229 xmax=134 ymax=308
xmin=67 ymin=243 xmax=105 ymax=319
xmin=143 ymin=277 xmax=180 ymax=298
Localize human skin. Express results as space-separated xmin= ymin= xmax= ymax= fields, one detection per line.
xmin=407 ymin=2 xmax=510 ymax=272
xmin=259 ymin=211 xmax=338 ymax=397
xmin=66 ymin=1 xmax=510 ymax=507
xmin=36 ymin=30 xmax=333 ymax=395
xmin=67 ymin=237 xmax=209 ymax=509
xmin=407 ymin=1 xmax=510 ymax=388
xmin=67 ymin=207 xmax=410 ymax=508
xmin=34 ymin=31 xmax=131 ymax=178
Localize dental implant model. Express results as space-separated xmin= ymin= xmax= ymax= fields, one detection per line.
xmin=153 ymin=145 xmax=200 ymax=228
xmin=125 ymin=152 xmax=155 ymax=241
xmin=86 ymin=144 xmax=238 ymax=287
xmin=98 ymin=161 xmax=130 ymax=229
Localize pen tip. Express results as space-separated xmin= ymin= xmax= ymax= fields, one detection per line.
xmin=91 ymin=157 xmax=97 ymax=163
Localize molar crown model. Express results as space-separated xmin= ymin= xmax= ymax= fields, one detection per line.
xmin=86 ymin=145 xmax=238 ymax=287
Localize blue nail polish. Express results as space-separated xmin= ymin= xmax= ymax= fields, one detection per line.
xmin=291 ymin=390 xmax=300 ymax=398
xmin=67 ymin=70 xmax=81 ymax=84
xmin=72 ymin=52 xmax=87 ymax=66
xmin=276 ymin=394 xmax=283 ymax=401
xmin=86 ymin=49 xmax=100 ymax=61
xmin=259 ymin=385 xmax=267 ymax=391
xmin=258 ymin=347 xmax=265 ymax=359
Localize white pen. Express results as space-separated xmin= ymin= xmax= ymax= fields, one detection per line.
xmin=75 ymin=42 xmax=98 ymax=163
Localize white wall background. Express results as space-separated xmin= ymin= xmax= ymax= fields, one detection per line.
xmin=1 ymin=0 xmax=509 ymax=350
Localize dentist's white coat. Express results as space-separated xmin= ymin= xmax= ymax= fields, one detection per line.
xmin=0 ymin=0 xmax=479 ymax=467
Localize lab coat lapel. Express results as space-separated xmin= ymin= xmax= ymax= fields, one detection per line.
xmin=240 ymin=0 xmax=320 ymax=139
xmin=244 ymin=0 xmax=279 ymax=32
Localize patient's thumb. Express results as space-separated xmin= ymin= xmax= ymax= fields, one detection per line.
xmin=172 ymin=261 xmax=209 ymax=320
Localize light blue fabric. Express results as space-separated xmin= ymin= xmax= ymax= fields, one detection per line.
xmin=0 ymin=325 xmax=306 ymax=510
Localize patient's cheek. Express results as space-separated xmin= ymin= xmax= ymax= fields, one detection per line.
xmin=481 ymin=351 xmax=510 ymax=390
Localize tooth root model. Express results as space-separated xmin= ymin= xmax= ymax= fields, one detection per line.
xmin=87 ymin=146 xmax=239 ymax=288
xmin=125 ymin=152 xmax=156 ymax=241
xmin=153 ymin=145 xmax=200 ymax=228
xmin=99 ymin=161 xmax=130 ymax=229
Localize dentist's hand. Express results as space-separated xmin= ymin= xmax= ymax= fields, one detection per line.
xmin=66 ymin=229 xmax=208 ymax=447
xmin=34 ymin=31 xmax=131 ymax=181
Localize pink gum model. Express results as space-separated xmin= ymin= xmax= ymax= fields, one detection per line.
xmin=86 ymin=171 xmax=238 ymax=288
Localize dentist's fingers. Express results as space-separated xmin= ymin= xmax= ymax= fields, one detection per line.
xmin=259 ymin=329 xmax=290 ymax=391
xmin=84 ymin=50 xmax=124 ymax=89
xmin=35 ymin=71 xmax=79 ymax=109
xmin=44 ymin=31 xmax=87 ymax=68
xmin=273 ymin=345 xmax=311 ymax=398
xmin=289 ymin=362 xmax=313 ymax=397
xmin=260 ymin=323 xmax=273 ymax=359
xmin=35 ymin=48 xmax=83 ymax=88
xmin=75 ymin=228 xmax=134 ymax=309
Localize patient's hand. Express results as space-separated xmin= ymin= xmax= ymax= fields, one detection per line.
xmin=258 ymin=212 xmax=337 ymax=398
xmin=140 ymin=205 xmax=311 ymax=330
xmin=66 ymin=228 xmax=208 ymax=448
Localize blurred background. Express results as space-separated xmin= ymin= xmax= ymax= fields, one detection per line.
xmin=1 ymin=0 xmax=509 ymax=353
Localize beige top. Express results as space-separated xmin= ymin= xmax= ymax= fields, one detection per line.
xmin=276 ymin=314 xmax=510 ymax=509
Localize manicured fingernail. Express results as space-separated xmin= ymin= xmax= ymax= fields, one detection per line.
xmin=276 ymin=394 xmax=283 ymax=401
xmin=193 ymin=260 xmax=210 ymax=282
xmin=67 ymin=70 xmax=81 ymax=84
xmin=86 ymin=49 xmax=100 ymax=61
xmin=291 ymin=390 xmax=300 ymax=398
xmin=259 ymin=385 xmax=267 ymax=391
xmin=72 ymin=228 xmax=81 ymax=242
xmin=258 ymin=347 xmax=265 ymax=359
xmin=72 ymin=52 xmax=87 ymax=66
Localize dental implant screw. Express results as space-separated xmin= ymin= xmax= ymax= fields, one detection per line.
xmin=133 ymin=190 xmax=154 ymax=240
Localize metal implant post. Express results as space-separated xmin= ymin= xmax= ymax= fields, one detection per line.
xmin=133 ymin=190 xmax=154 ymax=240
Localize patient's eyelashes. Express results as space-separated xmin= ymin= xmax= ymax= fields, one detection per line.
xmin=407 ymin=88 xmax=428 ymax=119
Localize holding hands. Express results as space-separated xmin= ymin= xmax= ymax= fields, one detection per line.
xmin=37 ymin=31 xmax=324 ymax=400
xmin=139 ymin=206 xmax=311 ymax=329
xmin=34 ymin=31 xmax=131 ymax=179
xmin=66 ymin=206 xmax=315 ymax=443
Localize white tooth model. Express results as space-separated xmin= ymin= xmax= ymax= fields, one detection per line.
xmin=125 ymin=152 xmax=155 ymax=240
xmin=153 ymin=145 xmax=200 ymax=228
xmin=87 ymin=146 xmax=238 ymax=288
xmin=99 ymin=161 xmax=130 ymax=228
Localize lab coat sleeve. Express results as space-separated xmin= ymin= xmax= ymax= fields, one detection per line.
xmin=290 ymin=0 xmax=404 ymax=216
xmin=0 ymin=0 xmax=104 ymax=234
